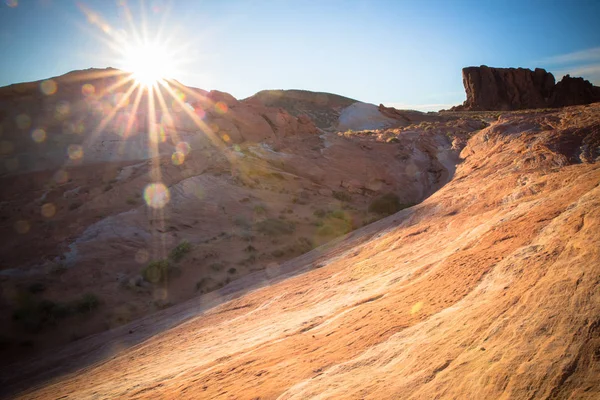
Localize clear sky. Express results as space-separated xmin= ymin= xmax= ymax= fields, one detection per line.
xmin=1 ymin=0 xmax=599 ymax=111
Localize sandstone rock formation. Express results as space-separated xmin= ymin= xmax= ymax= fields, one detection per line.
xmin=3 ymin=103 xmax=599 ymax=399
xmin=452 ymin=65 xmax=600 ymax=111
xmin=0 ymin=69 xmax=473 ymax=371
xmin=243 ymin=89 xmax=357 ymax=129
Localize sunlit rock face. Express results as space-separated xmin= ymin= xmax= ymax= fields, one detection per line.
xmin=2 ymin=103 xmax=599 ymax=400
xmin=0 ymin=68 xmax=482 ymax=372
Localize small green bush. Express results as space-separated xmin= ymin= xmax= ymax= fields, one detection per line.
xmin=75 ymin=293 xmax=100 ymax=313
xmin=333 ymin=191 xmax=352 ymax=202
xmin=209 ymin=262 xmax=224 ymax=271
xmin=313 ymin=209 xmax=327 ymax=218
xmin=169 ymin=240 xmax=192 ymax=262
xmin=142 ymin=259 xmax=173 ymax=283
xmin=253 ymin=204 xmax=267 ymax=214
xmin=255 ymin=218 xmax=295 ymax=236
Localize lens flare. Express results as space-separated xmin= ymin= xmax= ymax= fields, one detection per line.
xmin=135 ymin=249 xmax=150 ymax=264
xmin=171 ymin=151 xmax=185 ymax=165
xmin=68 ymin=144 xmax=84 ymax=160
xmin=143 ymin=183 xmax=170 ymax=208
xmin=215 ymin=102 xmax=228 ymax=114
xmin=31 ymin=128 xmax=47 ymax=143
xmin=176 ymin=141 xmax=191 ymax=155
xmin=40 ymin=80 xmax=57 ymax=95
xmin=53 ymin=169 xmax=69 ymax=184
xmin=82 ymin=83 xmax=95 ymax=96
xmin=41 ymin=203 xmax=56 ymax=218
xmin=410 ymin=301 xmax=423 ymax=315
xmin=55 ymin=101 xmax=70 ymax=120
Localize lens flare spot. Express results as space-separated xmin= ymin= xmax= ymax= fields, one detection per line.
xmin=82 ymin=83 xmax=95 ymax=96
xmin=144 ymin=183 xmax=170 ymax=209
xmin=41 ymin=203 xmax=56 ymax=218
xmin=135 ymin=249 xmax=150 ymax=264
xmin=410 ymin=301 xmax=423 ymax=315
xmin=55 ymin=101 xmax=70 ymax=120
xmin=40 ymin=79 xmax=57 ymax=96
xmin=222 ymin=133 xmax=231 ymax=143
xmin=171 ymin=151 xmax=185 ymax=165
xmin=16 ymin=114 xmax=31 ymax=130
xmin=215 ymin=101 xmax=228 ymax=114
xmin=67 ymin=144 xmax=84 ymax=160
xmin=176 ymin=141 xmax=191 ymax=155
xmin=73 ymin=121 xmax=85 ymax=134
xmin=14 ymin=220 xmax=30 ymax=234
xmin=194 ymin=106 xmax=206 ymax=119
xmin=174 ymin=89 xmax=185 ymax=101
xmin=194 ymin=184 xmax=204 ymax=199
xmin=53 ymin=169 xmax=69 ymax=184
xmin=31 ymin=128 xmax=46 ymax=143
xmin=6 ymin=0 xmax=18 ymax=8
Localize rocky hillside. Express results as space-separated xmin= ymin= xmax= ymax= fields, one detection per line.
xmin=451 ymin=65 xmax=600 ymax=111
xmin=0 ymin=69 xmax=485 ymax=367
xmin=3 ymin=103 xmax=599 ymax=399
xmin=242 ymin=89 xmax=357 ymax=129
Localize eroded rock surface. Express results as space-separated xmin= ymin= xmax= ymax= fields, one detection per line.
xmin=452 ymin=65 xmax=600 ymax=111
xmin=3 ymin=103 xmax=599 ymax=400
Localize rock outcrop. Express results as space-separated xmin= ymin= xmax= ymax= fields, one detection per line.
xmin=452 ymin=65 xmax=600 ymax=111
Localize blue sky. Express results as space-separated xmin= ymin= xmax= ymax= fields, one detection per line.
xmin=1 ymin=0 xmax=599 ymax=111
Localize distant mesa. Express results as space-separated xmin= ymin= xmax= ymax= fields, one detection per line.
xmin=451 ymin=65 xmax=600 ymax=111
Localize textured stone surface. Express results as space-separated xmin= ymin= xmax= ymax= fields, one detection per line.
xmin=452 ymin=65 xmax=600 ymax=110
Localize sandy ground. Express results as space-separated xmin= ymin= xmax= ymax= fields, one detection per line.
xmin=2 ymin=104 xmax=599 ymax=398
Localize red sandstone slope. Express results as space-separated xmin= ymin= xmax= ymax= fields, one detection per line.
xmin=4 ymin=103 xmax=599 ymax=398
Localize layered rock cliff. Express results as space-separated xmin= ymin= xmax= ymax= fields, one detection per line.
xmin=452 ymin=65 xmax=600 ymax=111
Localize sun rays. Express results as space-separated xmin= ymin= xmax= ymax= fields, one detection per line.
xmin=73 ymin=1 xmax=228 ymax=200
xmin=60 ymin=2 xmax=233 ymax=263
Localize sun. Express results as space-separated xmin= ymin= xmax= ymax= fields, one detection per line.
xmin=122 ymin=41 xmax=175 ymax=87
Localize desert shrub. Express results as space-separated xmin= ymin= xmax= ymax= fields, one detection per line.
xmin=142 ymin=259 xmax=174 ymax=283
xmin=333 ymin=191 xmax=352 ymax=202
xmin=329 ymin=209 xmax=346 ymax=220
xmin=209 ymin=262 xmax=224 ymax=271
xmin=244 ymin=245 xmax=257 ymax=253
xmin=169 ymin=240 xmax=192 ymax=262
xmin=12 ymin=294 xmax=86 ymax=332
xmin=233 ymin=215 xmax=251 ymax=228
xmin=74 ymin=293 xmax=100 ymax=313
xmin=253 ymin=204 xmax=267 ymax=214
xmin=313 ymin=209 xmax=327 ymax=218
xmin=316 ymin=217 xmax=352 ymax=237
xmin=368 ymin=193 xmax=413 ymax=215
xmin=271 ymin=249 xmax=285 ymax=258
xmin=255 ymin=218 xmax=295 ymax=236
xmin=228 ymin=267 xmax=237 ymax=274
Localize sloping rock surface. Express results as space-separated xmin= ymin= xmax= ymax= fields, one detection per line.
xmin=3 ymin=104 xmax=600 ymax=399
